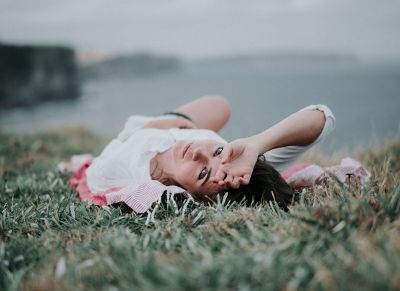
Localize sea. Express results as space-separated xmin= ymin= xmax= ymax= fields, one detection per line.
xmin=1 ymin=60 xmax=399 ymax=154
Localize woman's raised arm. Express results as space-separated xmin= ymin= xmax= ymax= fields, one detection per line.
xmin=143 ymin=95 xmax=231 ymax=131
xmin=174 ymin=95 xmax=231 ymax=132
xmin=247 ymin=107 xmax=326 ymax=154
xmin=211 ymin=107 xmax=328 ymax=188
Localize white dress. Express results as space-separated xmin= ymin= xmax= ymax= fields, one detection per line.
xmin=85 ymin=105 xmax=335 ymax=213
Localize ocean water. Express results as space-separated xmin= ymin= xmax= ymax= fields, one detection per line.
xmin=1 ymin=61 xmax=399 ymax=153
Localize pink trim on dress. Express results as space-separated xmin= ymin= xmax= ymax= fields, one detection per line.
xmin=282 ymin=158 xmax=370 ymax=188
xmin=68 ymin=161 xmax=120 ymax=206
xmin=281 ymin=163 xmax=311 ymax=180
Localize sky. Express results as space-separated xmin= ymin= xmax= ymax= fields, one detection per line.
xmin=1 ymin=0 xmax=400 ymax=60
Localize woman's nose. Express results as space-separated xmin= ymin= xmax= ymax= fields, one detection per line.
xmin=192 ymin=148 xmax=207 ymax=161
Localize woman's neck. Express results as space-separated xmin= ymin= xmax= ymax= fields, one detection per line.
xmin=150 ymin=149 xmax=174 ymax=185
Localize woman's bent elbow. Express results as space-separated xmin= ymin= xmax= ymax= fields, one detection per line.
xmin=206 ymin=95 xmax=231 ymax=130
xmin=214 ymin=95 xmax=231 ymax=123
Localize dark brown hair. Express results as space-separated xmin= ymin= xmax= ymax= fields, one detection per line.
xmin=196 ymin=157 xmax=295 ymax=211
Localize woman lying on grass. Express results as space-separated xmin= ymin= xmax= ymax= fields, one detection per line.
xmin=63 ymin=95 xmax=339 ymax=212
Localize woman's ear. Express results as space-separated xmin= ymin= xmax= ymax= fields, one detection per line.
xmin=161 ymin=177 xmax=182 ymax=188
xmin=159 ymin=177 xmax=172 ymax=186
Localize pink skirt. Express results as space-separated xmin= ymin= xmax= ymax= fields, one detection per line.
xmin=68 ymin=161 xmax=119 ymax=206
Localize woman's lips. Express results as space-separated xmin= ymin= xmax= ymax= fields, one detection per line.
xmin=182 ymin=142 xmax=192 ymax=159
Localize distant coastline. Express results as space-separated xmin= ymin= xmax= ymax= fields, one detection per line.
xmin=77 ymin=50 xmax=359 ymax=80
xmin=78 ymin=53 xmax=182 ymax=80
xmin=189 ymin=51 xmax=358 ymax=64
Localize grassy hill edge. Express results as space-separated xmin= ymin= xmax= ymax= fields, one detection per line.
xmin=0 ymin=128 xmax=399 ymax=290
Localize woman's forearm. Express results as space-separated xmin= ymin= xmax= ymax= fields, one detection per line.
xmin=248 ymin=108 xmax=326 ymax=155
xmin=174 ymin=95 xmax=231 ymax=132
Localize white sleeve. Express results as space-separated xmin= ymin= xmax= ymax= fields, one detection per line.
xmin=263 ymin=104 xmax=336 ymax=173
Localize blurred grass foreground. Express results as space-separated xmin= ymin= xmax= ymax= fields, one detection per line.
xmin=0 ymin=128 xmax=399 ymax=290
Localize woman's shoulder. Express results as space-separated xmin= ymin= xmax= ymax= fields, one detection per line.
xmin=117 ymin=114 xmax=178 ymax=142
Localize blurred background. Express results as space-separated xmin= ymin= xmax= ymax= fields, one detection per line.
xmin=0 ymin=0 xmax=399 ymax=153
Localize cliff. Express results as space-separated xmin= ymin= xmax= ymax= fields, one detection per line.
xmin=0 ymin=43 xmax=80 ymax=109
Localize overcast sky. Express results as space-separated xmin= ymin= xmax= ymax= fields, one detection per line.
xmin=1 ymin=0 xmax=399 ymax=60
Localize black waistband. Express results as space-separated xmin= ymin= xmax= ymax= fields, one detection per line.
xmin=162 ymin=111 xmax=193 ymax=122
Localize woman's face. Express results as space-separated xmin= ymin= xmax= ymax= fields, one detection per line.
xmin=168 ymin=139 xmax=228 ymax=195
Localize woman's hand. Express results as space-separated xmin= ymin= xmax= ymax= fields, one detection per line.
xmin=143 ymin=117 xmax=197 ymax=130
xmin=211 ymin=138 xmax=260 ymax=189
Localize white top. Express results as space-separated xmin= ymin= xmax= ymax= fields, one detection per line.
xmin=86 ymin=104 xmax=335 ymax=193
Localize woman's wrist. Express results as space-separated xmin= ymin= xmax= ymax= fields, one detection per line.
xmin=244 ymin=135 xmax=271 ymax=156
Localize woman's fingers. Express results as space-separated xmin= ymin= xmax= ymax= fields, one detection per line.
xmin=223 ymin=172 xmax=252 ymax=188
xmin=221 ymin=145 xmax=233 ymax=164
xmin=218 ymin=175 xmax=242 ymax=189
xmin=213 ymin=173 xmax=233 ymax=186
xmin=218 ymin=180 xmax=226 ymax=186
xmin=221 ymin=175 xmax=234 ymax=187
xmin=212 ymin=165 xmax=251 ymax=183
xmin=242 ymin=174 xmax=251 ymax=185
xmin=230 ymin=177 xmax=242 ymax=189
xmin=212 ymin=170 xmax=251 ymax=189
xmin=210 ymin=166 xmax=227 ymax=183
xmin=230 ymin=175 xmax=250 ymax=189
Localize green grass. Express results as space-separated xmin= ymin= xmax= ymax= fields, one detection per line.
xmin=1 ymin=128 xmax=399 ymax=291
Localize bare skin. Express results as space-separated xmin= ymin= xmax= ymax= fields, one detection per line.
xmin=144 ymin=95 xmax=231 ymax=132
xmin=143 ymin=117 xmax=197 ymax=130
xmin=173 ymin=95 xmax=231 ymax=132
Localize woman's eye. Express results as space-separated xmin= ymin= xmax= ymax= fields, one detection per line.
xmin=214 ymin=146 xmax=223 ymax=157
xmin=198 ymin=167 xmax=208 ymax=180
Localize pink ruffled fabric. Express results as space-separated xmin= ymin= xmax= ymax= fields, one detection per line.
xmin=281 ymin=163 xmax=311 ymax=180
xmin=67 ymin=160 xmax=112 ymax=207
xmin=59 ymin=154 xmax=187 ymax=213
xmin=282 ymin=157 xmax=371 ymax=188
